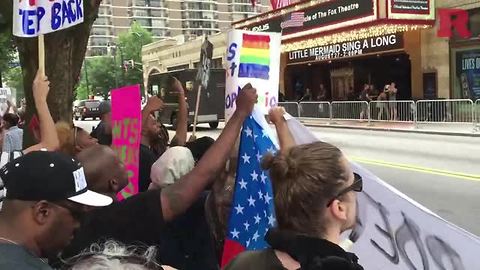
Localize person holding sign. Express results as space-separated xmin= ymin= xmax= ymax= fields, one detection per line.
xmin=55 ymin=84 xmax=258 ymax=269
xmin=139 ymin=77 xmax=187 ymax=192
xmin=0 ymin=70 xmax=60 ymax=210
xmin=225 ymin=141 xmax=364 ymax=270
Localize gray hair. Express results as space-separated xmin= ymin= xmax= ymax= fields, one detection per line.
xmin=64 ymin=240 xmax=164 ymax=270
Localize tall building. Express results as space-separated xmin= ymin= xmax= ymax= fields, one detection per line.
xmin=87 ymin=0 xmax=271 ymax=56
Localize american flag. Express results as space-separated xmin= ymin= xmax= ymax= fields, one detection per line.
xmin=270 ymin=0 xmax=291 ymax=9
xmin=221 ymin=116 xmax=277 ymax=267
xmin=280 ymin=12 xmax=305 ymax=29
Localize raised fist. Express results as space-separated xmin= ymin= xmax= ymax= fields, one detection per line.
xmin=235 ymin=83 xmax=257 ymax=117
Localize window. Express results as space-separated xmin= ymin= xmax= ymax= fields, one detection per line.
xmin=151 ymin=19 xmax=166 ymax=27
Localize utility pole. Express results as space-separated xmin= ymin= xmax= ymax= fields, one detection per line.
xmin=84 ymin=60 xmax=90 ymax=95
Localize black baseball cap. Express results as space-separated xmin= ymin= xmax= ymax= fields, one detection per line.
xmin=99 ymin=101 xmax=111 ymax=115
xmin=1 ymin=151 xmax=112 ymax=206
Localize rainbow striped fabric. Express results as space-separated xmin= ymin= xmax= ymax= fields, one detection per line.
xmin=239 ymin=34 xmax=271 ymax=80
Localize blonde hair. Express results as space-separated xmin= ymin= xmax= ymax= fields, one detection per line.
xmin=262 ymin=141 xmax=348 ymax=237
xmin=56 ymin=121 xmax=75 ymax=156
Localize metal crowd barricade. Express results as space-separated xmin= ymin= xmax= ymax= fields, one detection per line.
xmin=369 ymin=101 xmax=415 ymax=122
xmin=416 ymin=99 xmax=474 ymax=123
xmin=476 ymin=99 xmax=480 ymax=130
xmin=277 ymin=102 xmax=300 ymax=117
xmin=298 ymin=102 xmax=332 ymax=121
xmin=331 ymin=101 xmax=369 ymax=122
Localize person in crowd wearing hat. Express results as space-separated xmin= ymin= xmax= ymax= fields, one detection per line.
xmin=0 ymin=70 xmax=60 ymax=209
xmin=0 ymin=151 xmax=113 ymax=269
xmin=149 ymin=146 xmax=195 ymax=190
xmin=224 ymin=140 xmax=363 ymax=270
xmin=91 ymin=100 xmax=112 ymax=146
xmin=54 ymin=84 xmax=258 ymax=270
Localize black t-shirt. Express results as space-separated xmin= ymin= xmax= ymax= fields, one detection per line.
xmin=56 ymin=190 xmax=219 ymax=270
xmin=90 ymin=121 xmax=112 ymax=146
xmin=59 ymin=190 xmax=165 ymax=261
xmin=224 ymin=249 xmax=285 ymax=270
xmin=158 ymin=192 xmax=219 ymax=270
xmin=0 ymin=243 xmax=53 ymax=270
xmin=139 ymin=144 xmax=157 ymax=192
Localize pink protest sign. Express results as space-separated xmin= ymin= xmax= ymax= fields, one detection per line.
xmin=111 ymin=85 xmax=142 ymax=200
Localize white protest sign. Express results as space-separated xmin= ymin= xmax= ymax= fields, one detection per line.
xmin=225 ymin=30 xmax=281 ymax=121
xmin=284 ymin=115 xmax=480 ymax=270
xmin=13 ymin=0 xmax=84 ymax=37
xmin=0 ymin=88 xmax=12 ymax=117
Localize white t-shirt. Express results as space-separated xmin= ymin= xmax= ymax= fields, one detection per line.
xmin=0 ymin=151 xmax=23 ymax=210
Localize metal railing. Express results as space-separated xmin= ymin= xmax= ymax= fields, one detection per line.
xmin=416 ymin=99 xmax=474 ymax=123
xmin=278 ymin=102 xmax=300 ymax=117
xmin=476 ymin=99 xmax=480 ymax=129
xmin=369 ymin=101 xmax=415 ymax=122
xmin=275 ymin=99 xmax=480 ymax=133
xmin=331 ymin=101 xmax=370 ymax=122
xmin=298 ymin=102 xmax=331 ymax=121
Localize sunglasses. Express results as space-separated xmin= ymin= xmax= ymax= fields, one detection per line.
xmin=326 ymin=173 xmax=363 ymax=207
xmin=51 ymin=201 xmax=86 ymax=222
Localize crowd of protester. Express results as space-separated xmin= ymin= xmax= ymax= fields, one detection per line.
xmin=0 ymin=71 xmax=364 ymax=270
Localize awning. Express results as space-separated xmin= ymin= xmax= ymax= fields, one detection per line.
xmin=232 ymin=0 xmax=436 ymax=52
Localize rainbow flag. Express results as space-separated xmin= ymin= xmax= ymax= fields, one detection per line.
xmin=239 ymin=34 xmax=271 ymax=80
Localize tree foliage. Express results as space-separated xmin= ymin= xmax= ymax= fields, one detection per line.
xmin=117 ymin=22 xmax=153 ymax=92
xmin=75 ymin=22 xmax=153 ymax=100
xmin=0 ymin=30 xmax=16 ymax=87
xmin=3 ymin=66 xmax=24 ymax=100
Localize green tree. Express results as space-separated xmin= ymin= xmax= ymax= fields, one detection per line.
xmin=3 ymin=66 xmax=24 ymax=101
xmin=0 ymin=30 xmax=15 ymax=88
xmin=0 ymin=0 xmax=102 ymax=147
xmin=117 ymin=22 xmax=153 ymax=93
xmin=73 ymin=23 xmax=153 ymax=101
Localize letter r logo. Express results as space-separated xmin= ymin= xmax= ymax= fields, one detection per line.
xmin=437 ymin=9 xmax=472 ymax=39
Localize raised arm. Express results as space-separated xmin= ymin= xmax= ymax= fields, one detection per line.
xmin=172 ymin=77 xmax=187 ymax=146
xmin=160 ymin=84 xmax=257 ymax=222
xmin=24 ymin=71 xmax=60 ymax=153
xmin=142 ymin=96 xmax=164 ymax=128
xmin=269 ymin=107 xmax=295 ymax=153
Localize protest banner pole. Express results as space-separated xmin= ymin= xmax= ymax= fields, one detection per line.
xmin=38 ymin=34 xmax=45 ymax=77
xmin=192 ymin=84 xmax=202 ymax=137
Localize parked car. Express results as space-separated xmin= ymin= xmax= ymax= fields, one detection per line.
xmin=74 ymin=100 xmax=102 ymax=120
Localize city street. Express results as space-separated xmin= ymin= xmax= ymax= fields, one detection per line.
xmin=77 ymin=120 xmax=480 ymax=236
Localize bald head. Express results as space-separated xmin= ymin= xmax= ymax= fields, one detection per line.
xmin=76 ymin=145 xmax=128 ymax=197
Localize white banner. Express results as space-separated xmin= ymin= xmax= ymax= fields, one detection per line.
xmin=13 ymin=0 xmax=84 ymax=37
xmin=285 ymin=115 xmax=480 ymax=270
xmin=0 ymin=88 xmax=12 ymax=117
xmin=225 ymin=30 xmax=281 ymax=121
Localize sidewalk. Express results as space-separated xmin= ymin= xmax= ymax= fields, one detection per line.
xmin=299 ymin=118 xmax=480 ymax=137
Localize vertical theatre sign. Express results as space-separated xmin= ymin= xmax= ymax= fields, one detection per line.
xmin=456 ymin=50 xmax=480 ymax=100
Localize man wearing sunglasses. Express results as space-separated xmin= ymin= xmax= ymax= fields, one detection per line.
xmin=0 ymin=151 xmax=113 ymax=269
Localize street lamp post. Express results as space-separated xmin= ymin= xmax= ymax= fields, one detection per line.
xmin=107 ymin=42 xmax=118 ymax=88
